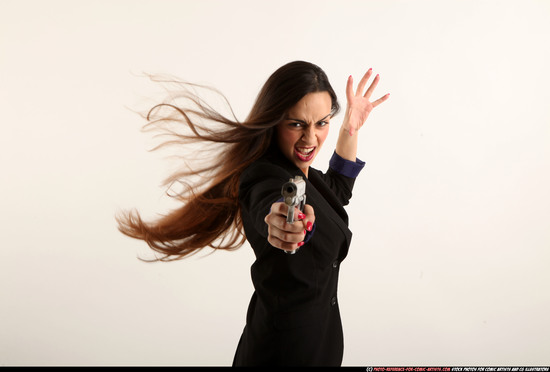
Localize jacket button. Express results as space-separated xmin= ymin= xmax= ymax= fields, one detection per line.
xmin=331 ymin=296 xmax=337 ymax=306
xmin=332 ymin=261 xmax=338 ymax=269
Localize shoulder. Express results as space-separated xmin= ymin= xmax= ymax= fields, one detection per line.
xmin=240 ymin=158 xmax=287 ymax=186
xmin=240 ymin=147 xmax=300 ymax=186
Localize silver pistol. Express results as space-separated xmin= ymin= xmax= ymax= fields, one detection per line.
xmin=281 ymin=176 xmax=306 ymax=254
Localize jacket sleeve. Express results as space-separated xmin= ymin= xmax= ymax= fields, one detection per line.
xmin=238 ymin=161 xmax=291 ymax=238
xmin=320 ymin=151 xmax=366 ymax=206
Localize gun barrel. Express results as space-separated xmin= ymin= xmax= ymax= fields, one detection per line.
xmin=280 ymin=176 xmax=306 ymax=254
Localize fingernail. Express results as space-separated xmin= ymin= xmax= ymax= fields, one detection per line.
xmin=298 ymin=242 xmax=305 ymax=247
xmin=304 ymin=230 xmax=307 ymax=235
xmin=298 ymin=212 xmax=306 ymax=220
xmin=307 ymin=221 xmax=313 ymax=231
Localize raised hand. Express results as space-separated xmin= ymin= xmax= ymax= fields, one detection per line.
xmin=343 ymin=68 xmax=390 ymax=136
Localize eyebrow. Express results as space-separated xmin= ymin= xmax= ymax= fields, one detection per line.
xmin=286 ymin=113 xmax=332 ymax=124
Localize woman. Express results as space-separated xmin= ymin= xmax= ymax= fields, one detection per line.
xmin=116 ymin=61 xmax=389 ymax=366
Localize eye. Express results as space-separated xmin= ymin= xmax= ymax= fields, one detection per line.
xmin=288 ymin=122 xmax=304 ymax=128
xmin=317 ymin=121 xmax=329 ymax=127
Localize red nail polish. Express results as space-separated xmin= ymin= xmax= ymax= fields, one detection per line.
xmin=298 ymin=242 xmax=305 ymax=247
xmin=307 ymin=221 xmax=313 ymax=231
xmin=298 ymin=212 xmax=306 ymax=220
xmin=304 ymin=230 xmax=307 ymax=234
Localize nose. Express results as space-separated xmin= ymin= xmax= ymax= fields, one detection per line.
xmin=301 ymin=125 xmax=316 ymax=143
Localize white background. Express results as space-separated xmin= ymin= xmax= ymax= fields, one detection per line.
xmin=1 ymin=0 xmax=549 ymax=366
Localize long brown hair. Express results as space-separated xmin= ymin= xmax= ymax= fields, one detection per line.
xmin=116 ymin=61 xmax=340 ymax=261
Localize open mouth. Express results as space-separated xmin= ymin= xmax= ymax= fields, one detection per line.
xmin=294 ymin=146 xmax=316 ymax=162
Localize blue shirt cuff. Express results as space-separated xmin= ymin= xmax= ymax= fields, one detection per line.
xmin=329 ymin=151 xmax=365 ymax=178
xmin=303 ymin=222 xmax=315 ymax=244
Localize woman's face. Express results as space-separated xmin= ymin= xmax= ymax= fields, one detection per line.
xmin=276 ymin=91 xmax=332 ymax=177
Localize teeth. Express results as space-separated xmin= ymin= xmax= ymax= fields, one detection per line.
xmin=297 ymin=147 xmax=314 ymax=155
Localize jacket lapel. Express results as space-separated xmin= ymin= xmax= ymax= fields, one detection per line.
xmin=306 ymin=169 xmax=353 ymax=249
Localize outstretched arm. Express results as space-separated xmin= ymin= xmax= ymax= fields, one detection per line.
xmin=336 ymin=68 xmax=390 ymax=162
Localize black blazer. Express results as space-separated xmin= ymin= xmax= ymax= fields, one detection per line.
xmin=233 ymin=145 xmax=361 ymax=367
